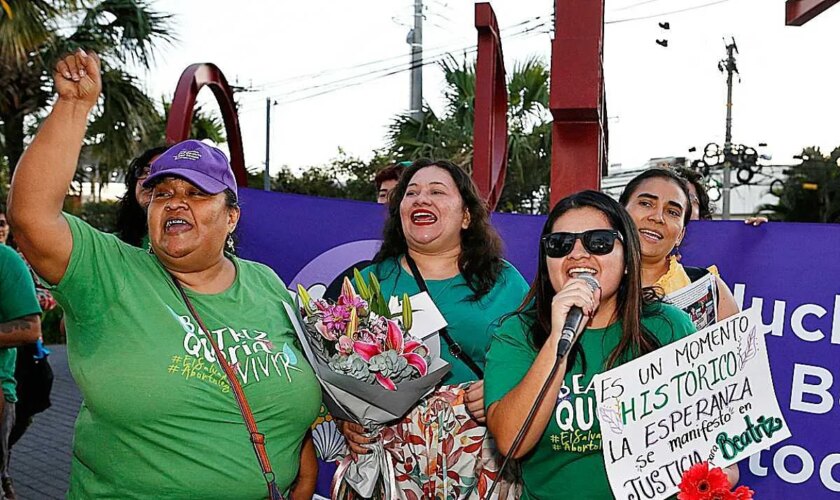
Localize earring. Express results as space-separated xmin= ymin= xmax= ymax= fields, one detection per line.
xmin=673 ymin=243 xmax=682 ymax=262
xmin=147 ymin=241 xmax=154 ymax=254
xmin=226 ymin=234 xmax=235 ymax=253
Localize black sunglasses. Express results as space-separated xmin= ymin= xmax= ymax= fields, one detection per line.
xmin=542 ymin=229 xmax=624 ymax=258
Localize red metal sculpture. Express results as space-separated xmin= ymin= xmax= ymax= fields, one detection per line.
xmin=549 ymin=0 xmax=607 ymax=205
xmin=786 ymin=0 xmax=839 ymax=25
xmin=166 ymin=63 xmax=248 ymax=187
xmin=472 ymin=2 xmax=508 ymax=211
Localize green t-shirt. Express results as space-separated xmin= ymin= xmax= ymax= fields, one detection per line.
xmin=357 ymin=257 xmax=529 ymax=385
xmin=0 ymin=244 xmax=42 ymax=403
xmin=485 ymin=303 xmax=696 ymax=499
xmin=51 ymin=215 xmax=322 ymax=499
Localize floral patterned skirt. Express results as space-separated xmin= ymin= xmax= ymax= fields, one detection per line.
xmin=332 ymin=383 xmax=520 ymax=500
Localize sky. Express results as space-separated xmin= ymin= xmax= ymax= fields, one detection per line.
xmin=141 ymin=0 xmax=840 ymax=177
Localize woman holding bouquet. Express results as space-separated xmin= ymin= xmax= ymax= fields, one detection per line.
xmin=336 ymin=159 xmax=529 ymax=498
xmin=618 ymin=169 xmax=739 ymax=323
xmin=8 ymin=50 xmax=319 ymax=499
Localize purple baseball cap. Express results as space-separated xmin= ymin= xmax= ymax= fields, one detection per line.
xmin=143 ymin=140 xmax=237 ymax=199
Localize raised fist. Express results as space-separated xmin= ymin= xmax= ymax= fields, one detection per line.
xmin=53 ymin=49 xmax=102 ymax=108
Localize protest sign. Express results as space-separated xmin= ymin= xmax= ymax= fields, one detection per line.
xmin=593 ymin=308 xmax=791 ymax=499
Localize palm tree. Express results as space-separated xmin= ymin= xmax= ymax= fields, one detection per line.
xmin=386 ymin=55 xmax=552 ymax=213
xmin=0 ymin=0 xmax=173 ymax=181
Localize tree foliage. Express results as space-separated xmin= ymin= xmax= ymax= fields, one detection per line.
xmin=251 ymin=150 xmax=392 ymax=202
xmin=386 ymin=56 xmax=552 ymax=213
xmin=0 ymin=0 xmax=174 ymax=181
xmin=761 ymin=146 xmax=840 ymax=223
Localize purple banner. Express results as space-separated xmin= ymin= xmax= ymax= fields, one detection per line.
xmin=237 ymin=188 xmax=839 ymax=499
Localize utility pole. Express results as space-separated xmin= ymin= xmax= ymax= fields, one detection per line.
xmin=408 ymin=0 xmax=423 ymax=119
xmin=264 ymin=97 xmax=272 ymax=191
xmin=719 ymin=38 xmax=738 ymax=219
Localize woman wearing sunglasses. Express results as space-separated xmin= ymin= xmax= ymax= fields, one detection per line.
xmin=619 ymin=169 xmax=739 ymax=324
xmin=484 ymin=190 xmax=698 ymax=499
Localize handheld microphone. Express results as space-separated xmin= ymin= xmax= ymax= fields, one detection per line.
xmin=556 ymin=273 xmax=600 ymax=358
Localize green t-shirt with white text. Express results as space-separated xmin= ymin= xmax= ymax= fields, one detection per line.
xmin=51 ymin=215 xmax=322 ymax=499
xmin=485 ymin=303 xmax=696 ymax=499
xmin=0 ymin=244 xmax=42 ymax=402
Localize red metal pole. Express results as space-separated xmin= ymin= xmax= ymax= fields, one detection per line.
xmin=166 ymin=63 xmax=248 ymax=187
xmin=549 ymin=0 xmax=606 ymax=207
xmin=473 ymin=2 xmax=508 ymax=211
xmin=785 ymin=0 xmax=840 ymax=25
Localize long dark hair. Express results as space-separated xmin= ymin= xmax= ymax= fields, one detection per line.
xmin=619 ymin=168 xmax=692 ymax=227
xmin=374 ymin=158 xmax=504 ymax=301
xmin=116 ymin=146 xmax=168 ymax=246
xmin=519 ymin=190 xmax=662 ymax=370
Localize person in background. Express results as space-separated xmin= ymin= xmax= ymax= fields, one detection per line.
xmin=8 ymin=49 xmax=319 ymax=499
xmin=619 ymin=169 xmax=740 ymax=322
xmin=115 ymin=146 xmax=168 ymax=248
xmin=374 ymin=162 xmax=408 ymax=204
xmin=675 ymin=166 xmax=768 ymax=225
xmin=336 ymin=159 xmax=528 ymax=498
xmin=485 ymin=190 xmax=737 ymax=498
xmin=0 ymin=210 xmax=42 ymax=500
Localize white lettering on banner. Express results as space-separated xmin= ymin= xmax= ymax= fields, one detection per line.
xmin=790 ymin=364 xmax=836 ymax=415
xmin=749 ymin=448 xmax=840 ymax=492
xmin=821 ymin=454 xmax=840 ymax=492
xmin=774 ymin=445 xmax=814 ymax=484
xmin=733 ymin=284 xmax=840 ymax=344
xmin=791 ymin=304 xmax=827 ymax=342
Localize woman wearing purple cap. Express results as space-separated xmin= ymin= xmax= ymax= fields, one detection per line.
xmin=8 ymin=50 xmax=320 ymax=499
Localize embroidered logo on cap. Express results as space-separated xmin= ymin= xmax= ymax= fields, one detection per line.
xmin=174 ymin=150 xmax=202 ymax=161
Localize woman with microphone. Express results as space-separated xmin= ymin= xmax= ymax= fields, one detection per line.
xmin=484 ymin=191 xmax=696 ymax=499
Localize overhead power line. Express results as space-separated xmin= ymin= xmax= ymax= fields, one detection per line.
xmin=248 ymin=15 xmax=547 ymax=93
xmin=606 ymin=0 xmax=732 ymax=24
xmin=235 ymin=17 xmax=550 ymax=113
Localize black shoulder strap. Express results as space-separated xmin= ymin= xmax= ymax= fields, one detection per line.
xmin=684 ymin=265 xmax=710 ymax=283
xmin=403 ymin=255 xmax=484 ymax=380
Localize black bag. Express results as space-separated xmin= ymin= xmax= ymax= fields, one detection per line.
xmin=14 ymin=343 xmax=54 ymax=417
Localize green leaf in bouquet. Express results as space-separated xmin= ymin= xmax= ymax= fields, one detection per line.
xmin=297 ymin=284 xmax=314 ymax=316
xmin=367 ymin=273 xmax=390 ymax=317
xmin=368 ymin=272 xmax=382 ymax=298
xmin=401 ymin=293 xmax=413 ymax=331
xmin=353 ymin=268 xmax=372 ymax=301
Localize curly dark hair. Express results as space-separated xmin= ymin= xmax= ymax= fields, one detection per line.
xmin=116 ymin=146 xmax=168 ymax=246
xmin=374 ymin=158 xmax=504 ymax=301
xmin=518 ymin=191 xmax=664 ymax=370
xmin=675 ymin=166 xmax=714 ymax=220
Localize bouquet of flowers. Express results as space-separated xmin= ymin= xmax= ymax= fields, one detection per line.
xmin=284 ymin=270 xmax=450 ymax=498
xmin=678 ymin=462 xmax=754 ymax=500
xmin=297 ymin=272 xmax=432 ymax=391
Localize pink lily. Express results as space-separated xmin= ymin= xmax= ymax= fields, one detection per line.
xmin=338 ymin=277 xmax=368 ymax=313
xmin=353 ymin=320 xmax=428 ymax=391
